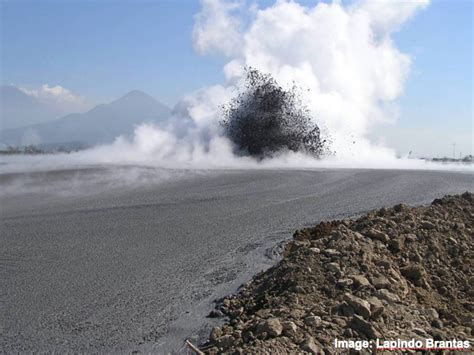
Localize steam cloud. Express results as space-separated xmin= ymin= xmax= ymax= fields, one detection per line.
xmin=19 ymin=84 xmax=91 ymax=113
xmin=91 ymin=0 xmax=431 ymax=169
xmin=10 ymin=0 xmax=461 ymax=172
xmin=188 ymin=0 xmax=430 ymax=162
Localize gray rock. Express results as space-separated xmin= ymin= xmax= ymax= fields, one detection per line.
xmin=412 ymin=328 xmax=429 ymax=337
xmin=367 ymin=296 xmax=385 ymax=319
xmin=376 ymin=289 xmax=400 ymax=303
xmin=256 ymin=318 xmax=283 ymax=338
xmin=388 ymin=237 xmax=404 ymax=252
xmin=217 ymin=334 xmax=234 ymax=348
xmin=344 ymin=293 xmax=371 ymax=319
xmin=423 ymin=308 xmax=439 ymax=319
xmin=327 ymin=262 xmax=341 ymax=273
xmin=282 ymin=320 xmax=298 ymax=335
xmin=208 ymin=309 xmax=224 ymax=318
xmin=421 ymin=221 xmax=436 ymax=230
xmin=373 ymin=276 xmax=391 ymax=289
xmin=340 ymin=302 xmax=356 ymax=316
xmin=304 ymin=315 xmax=322 ymax=327
xmin=323 ymin=249 xmax=340 ymax=256
xmin=401 ymin=264 xmax=425 ymax=280
xmin=366 ymin=229 xmax=389 ymax=242
xmin=350 ymin=315 xmax=381 ymax=339
xmin=337 ymin=278 xmax=354 ymax=287
xmin=394 ymin=203 xmax=409 ymax=212
xmin=352 ymin=275 xmax=371 ymax=288
xmin=300 ymin=336 xmax=322 ymax=354
xmin=210 ymin=326 xmax=223 ymax=342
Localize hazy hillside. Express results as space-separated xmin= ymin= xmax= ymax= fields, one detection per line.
xmin=0 ymin=90 xmax=171 ymax=147
xmin=0 ymin=85 xmax=60 ymax=129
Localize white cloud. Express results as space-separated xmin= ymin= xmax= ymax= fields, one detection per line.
xmin=19 ymin=84 xmax=91 ymax=113
xmin=355 ymin=0 xmax=430 ymax=34
xmin=192 ymin=0 xmax=243 ymax=57
xmin=185 ymin=0 xmax=430 ymax=159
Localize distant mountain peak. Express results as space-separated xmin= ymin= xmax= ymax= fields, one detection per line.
xmin=116 ymin=90 xmax=156 ymax=102
xmin=109 ymin=90 xmax=168 ymax=110
xmin=1 ymin=89 xmax=172 ymax=146
xmin=123 ymin=89 xmax=149 ymax=98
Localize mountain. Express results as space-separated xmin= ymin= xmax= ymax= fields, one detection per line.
xmin=0 ymin=85 xmax=59 ymax=129
xmin=0 ymin=90 xmax=171 ymax=147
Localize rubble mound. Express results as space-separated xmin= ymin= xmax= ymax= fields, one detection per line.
xmin=202 ymin=193 xmax=474 ymax=354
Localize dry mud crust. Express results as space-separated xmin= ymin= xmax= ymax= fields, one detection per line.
xmin=201 ymin=192 xmax=474 ymax=354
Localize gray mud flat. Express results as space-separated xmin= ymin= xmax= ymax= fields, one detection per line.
xmin=0 ymin=167 xmax=472 ymax=353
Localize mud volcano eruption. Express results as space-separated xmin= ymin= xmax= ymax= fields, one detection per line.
xmin=221 ymin=68 xmax=326 ymax=159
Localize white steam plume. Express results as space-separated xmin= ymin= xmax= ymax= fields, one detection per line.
xmin=106 ymin=0 xmax=431 ymax=167
xmin=192 ymin=0 xmax=430 ymax=159
xmin=9 ymin=0 xmax=457 ymax=173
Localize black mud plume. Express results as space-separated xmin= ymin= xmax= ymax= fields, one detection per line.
xmin=221 ymin=68 xmax=326 ymax=159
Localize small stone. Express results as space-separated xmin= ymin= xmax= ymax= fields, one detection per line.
xmin=367 ymin=296 xmax=385 ymax=319
xmin=208 ymin=309 xmax=224 ymax=318
xmin=309 ymin=247 xmax=321 ymax=253
xmin=448 ymin=237 xmax=458 ymax=244
xmin=388 ymin=237 xmax=404 ymax=252
xmin=217 ymin=334 xmax=233 ymax=348
xmin=290 ymin=309 xmax=305 ymax=319
xmin=344 ymin=293 xmax=372 ymax=319
xmin=294 ymin=229 xmax=310 ymax=241
xmin=366 ymin=229 xmax=389 ymax=242
xmin=376 ymin=260 xmax=391 ymax=268
xmin=350 ymin=315 xmax=381 ymax=339
xmin=410 ymin=251 xmax=423 ymax=263
xmin=327 ymin=262 xmax=341 ymax=273
xmin=300 ymin=336 xmax=322 ymax=354
xmin=337 ymin=278 xmax=354 ymax=287
xmin=333 ymin=317 xmax=347 ymax=328
xmin=255 ymin=309 xmax=271 ymax=318
xmin=340 ymin=302 xmax=356 ymax=316
xmin=282 ymin=321 xmax=298 ymax=335
xmin=323 ymin=248 xmax=340 ymax=256
xmin=394 ymin=203 xmax=408 ymax=212
xmin=304 ymin=315 xmax=322 ymax=327
xmin=256 ymin=318 xmax=283 ymax=338
xmin=210 ymin=327 xmax=223 ymax=342
xmin=352 ymin=275 xmax=371 ymax=288
xmin=295 ymin=285 xmax=305 ymax=294
xmin=343 ymin=328 xmax=354 ymax=337
xmin=401 ymin=264 xmax=426 ymax=281
xmin=242 ymin=330 xmax=254 ymax=343
xmin=424 ymin=308 xmax=439 ymax=319
xmin=431 ymin=319 xmax=443 ymax=329
xmin=413 ymin=328 xmax=429 ymax=337
xmin=373 ymin=276 xmax=391 ymax=289
xmin=376 ymin=289 xmax=400 ymax=303
xmin=421 ymin=221 xmax=436 ymax=230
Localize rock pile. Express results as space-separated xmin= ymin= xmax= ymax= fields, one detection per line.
xmin=201 ymin=193 xmax=473 ymax=354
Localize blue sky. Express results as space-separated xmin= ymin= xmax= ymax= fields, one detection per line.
xmin=1 ymin=0 xmax=227 ymax=105
xmin=1 ymin=0 xmax=472 ymax=157
xmin=387 ymin=0 xmax=473 ymax=158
